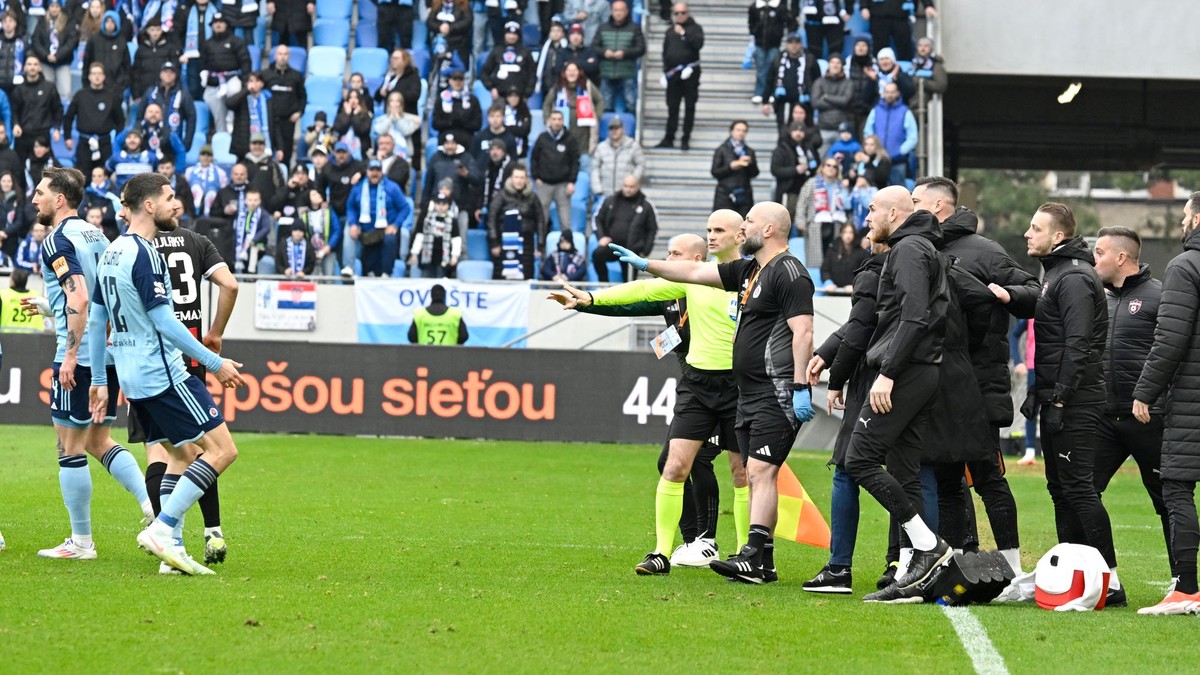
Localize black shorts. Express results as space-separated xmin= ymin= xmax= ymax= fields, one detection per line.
xmin=668 ymin=366 xmax=739 ymax=452
xmin=736 ymin=387 xmax=799 ymax=467
xmin=50 ymin=363 xmax=118 ymax=429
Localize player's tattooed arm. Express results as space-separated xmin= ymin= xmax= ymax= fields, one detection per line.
xmin=66 ymin=329 xmax=78 ymax=350
xmin=65 ymin=276 xmax=76 ymax=293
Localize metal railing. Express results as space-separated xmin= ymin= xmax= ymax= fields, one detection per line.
xmin=635 ymin=3 xmax=650 ymax=145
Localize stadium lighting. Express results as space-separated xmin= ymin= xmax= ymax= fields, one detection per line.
xmin=1057 ymin=82 xmax=1083 ymax=104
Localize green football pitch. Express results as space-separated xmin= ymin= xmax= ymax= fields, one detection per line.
xmin=0 ymin=424 xmax=1192 ymax=673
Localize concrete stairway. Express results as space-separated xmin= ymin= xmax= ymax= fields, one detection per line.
xmin=638 ymin=0 xmax=781 ymax=253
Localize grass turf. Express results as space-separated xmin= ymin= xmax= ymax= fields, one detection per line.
xmin=0 ymin=424 xmax=1192 ymax=673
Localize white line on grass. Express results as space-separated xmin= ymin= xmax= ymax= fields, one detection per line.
xmin=940 ymin=605 xmax=1009 ymax=675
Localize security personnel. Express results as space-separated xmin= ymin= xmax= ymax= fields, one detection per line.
xmin=408 ymin=284 xmax=468 ymax=345
xmin=0 ymin=268 xmax=42 ymax=333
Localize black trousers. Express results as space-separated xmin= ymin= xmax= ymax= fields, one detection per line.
xmin=664 ymin=73 xmax=699 ymax=143
xmin=845 ymin=364 xmax=939 ymax=530
xmin=658 ymin=439 xmax=722 ymax=542
xmin=270 ymin=114 xmax=297 ymax=166
xmin=804 ymin=23 xmax=844 ymax=59
xmin=74 ymin=134 xmax=112 ymax=177
xmin=591 ymin=245 xmax=633 ymax=282
xmin=1094 ymin=413 xmax=1175 ymax=576
xmin=378 ymin=3 xmax=414 ymax=51
xmin=1041 ymin=403 xmax=1118 ymax=568
xmin=713 ymin=188 xmax=752 ymax=218
xmin=14 ymin=128 xmax=48 ymax=162
xmin=966 ymin=443 xmax=1021 ymax=550
xmin=870 ymin=15 xmax=914 ymax=61
xmin=1163 ymin=478 xmax=1200 ymax=591
xmin=538 ymin=0 xmax=565 ymax=41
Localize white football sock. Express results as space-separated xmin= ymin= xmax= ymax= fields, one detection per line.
xmin=1109 ymin=567 xmax=1121 ymax=590
xmin=1000 ymin=548 xmax=1023 ymax=575
xmin=897 ymin=548 xmax=914 ymax=579
xmin=902 ymin=515 xmax=938 ymax=551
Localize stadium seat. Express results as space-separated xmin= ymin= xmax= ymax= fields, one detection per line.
xmin=211 ymin=132 xmax=236 ymax=167
xmin=417 ymin=79 xmax=429 ymax=118
xmin=358 ymin=0 xmax=377 ymax=22
xmin=300 ymin=103 xmax=333 ymax=134
xmin=351 ymin=48 xmax=390 ymax=81
xmin=788 ymin=236 xmax=807 ymax=265
xmin=255 ymin=15 xmax=268 ymax=46
xmin=527 ymin=92 xmax=542 ymax=109
xmin=528 ymin=110 xmax=545 ymax=145
xmin=818 ymin=58 xmax=828 ymax=76
xmin=808 ymin=266 xmax=823 ymax=286
xmin=356 ymin=26 xmax=379 ymax=49
xmin=52 ymin=129 xmax=75 ymax=168
xmin=193 ymin=100 xmax=210 ymax=139
xmin=313 ymin=19 xmax=351 ymax=48
xmin=410 ymin=46 xmax=431 ymax=78
xmin=249 ymin=45 xmax=262 ymax=72
xmin=413 ymin=18 xmax=427 ymax=47
xmin=287 ymin=46 xmax=308 ymax=73
xmin=897 ymin=60 xmax=913 ymax=75
xmin=307 ymin=76 xmax=344 ymax=107
xmin=316 ymin=0 xmax=353 ymax=20
xmin=456 ymin=260 xmax=493 ymax=280
xmin=466 ymin=229 xmax=489 ymax=260
xmin=472 ymin=79 xmax=493 ymax=112
xmin=522 ymin=23 xmax=540 ymax=49
xmin=544 ymin=230 xmax=585 ymax=255
xmin=597 ymin=112 xmax=636 ymax=141
xmin=308 ymin=46 xmax=347 ymax=77
xmin=186 ymin=133 xmax=205 ymax=166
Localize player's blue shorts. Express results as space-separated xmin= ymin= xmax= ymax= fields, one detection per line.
xmin=50 ymin=363 xmax=118 ymax=429
xmin=130 ymin=374 xmax=224 ymax=446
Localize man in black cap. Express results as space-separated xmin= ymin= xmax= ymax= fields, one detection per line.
xmin=315 ymin=141 xmax=366 ymax=255
xmin=763 ymin=30 xmax=821 ymax=129
xmin=11 ymin=55 xmax=61 ymax=162
xmin=481 ymin=21 xmax=537 ymax=102
xmin=131 ymin=15 xmax=181 ymax=107
xmin=432 ymin=70 xmax=482 ymax=149
xmin=262 ymin=44 xmax=306 ymax=166
xmin=144 ymin=60 xmax=198 ymax=151
xmin=199 ymin=11 xmax=251 ymax=134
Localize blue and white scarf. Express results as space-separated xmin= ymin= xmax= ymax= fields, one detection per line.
xmin=184 ymin=2 xmax=214 ymax=58
xmin=247 ymin=91 xmax=270 ymax=148
xmin=236 ymin=205 xmax=260 ymax=261
xmin=287 ymin=238 xmax=306 ymax=273
xmin=185 ymin=163 xmax=226 ymax=216
xmin=148 ymin=85 xmax=185 ymax=134
xmin=358 ymin=181 xmax=388 ymax=230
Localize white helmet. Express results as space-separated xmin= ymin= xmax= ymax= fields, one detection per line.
xmin=1034 ymin=543 xmax=1111 ymax=612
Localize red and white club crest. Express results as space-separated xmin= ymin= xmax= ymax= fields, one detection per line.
xmin=1129 ymin=299 xmax=1142 ymax=315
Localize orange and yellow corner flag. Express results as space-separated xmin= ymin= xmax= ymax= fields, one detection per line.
xmin=775 ymin=462 xmax=831 ymax=548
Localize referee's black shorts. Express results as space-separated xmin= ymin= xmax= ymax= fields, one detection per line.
xmin=128 ymin=363 xmax=208 ymax=445
xmin=736 ymin=386 xmax=799 ymax=467
xmin=668 ymin=365 xmax=739 ymax=452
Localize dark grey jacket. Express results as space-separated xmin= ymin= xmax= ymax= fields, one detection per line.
xmin=1104 ymin=264 xmax=1162 ymax=416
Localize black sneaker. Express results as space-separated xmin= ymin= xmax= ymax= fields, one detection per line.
xmin=803 ymin=565 xmax=853 ymax=594
xmin=680 ymin=138 xmax=690 ymax=151
xmin=1105 ymin=586 xmax=1128 ymax=608
xmin=635 ymin=552 xmax=670 ymax=576
xmin=876 ymin=561 xmax=899 ymax=589
xmin=653 ymin=138 xmax=675 ymax=149
xmin=709 ymin=546 xmax=764 ymax=584
xmin=763 ymin=567 xmax=779 ymax=584
xmin=895 ymin=539 xmax=954 ymax=589
xmin=863 ymin=583 xmax=924 ymax=604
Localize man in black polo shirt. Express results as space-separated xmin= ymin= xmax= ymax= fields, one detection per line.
xmin=611 ymin=201 xmax=816 ymax=584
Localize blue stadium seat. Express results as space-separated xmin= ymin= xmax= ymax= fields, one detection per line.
xmin=358 ymin=0 xmax=377 ymax=22
xmin=527 ymin=91 xmax=542 ymax=110
xmin=255 ymin=15 xmax=268 ymax=46
xmin=307 ymin=76 xmax=344 ymax=107
xmin=410 ymin=46 xmax=431 ymax=78
xmin=193 ymin=100 xmax=210 ymax=139
xmin=818 ymin=58 xmax=829 ymax=76
xmin=597 ymin=112 xmax=636 ymax=141
xmin=211 ymin=132 xmax=236 ymax=167
xmin=522 ymin=23 xmax=541 ymax=48
xmin=249 ymin=45 xmax=262 ymax=72
xmin=313 ymin=19 xmax=351 ymax=48
xmin=316 ymin=0 xmax=353 ymax=20
xmin=52 ymin=129 xmax=75 ymax=168
xmin=186 ymin=132 xmax=206 ymax=166
xmin=808 ymin=266 xmax=823 ymax=286
xmin=356 ymin=26 xmax=378 ymax=49
xmin=897 ymin=60 xmax=913 ymax=75
xmin=417 ymin=79 xmax=429 ymax=118
xmin=351 ymin=48 xmax=390 ymax=81
xmin=787 ymin=236 xmax=807 ymax=265
xmin=528 ymin=110 xmax=545 ymax=145
xmin=308 ymin=46 xmax=347 ymax=77
xmin=472 ymin=79 xmax=493 ymax=112
xmin=544 ymin=230 xmax=585 ymax=255
xmin=287 ymin=46 xmax=308 ymax=73
xmin=456 ymin=260 xmax=493 ymax=280
xmin=466 ymin=229 xmax=490 ymax=260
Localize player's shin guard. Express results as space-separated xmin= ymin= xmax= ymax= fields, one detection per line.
xmin=655 ymin=478 xmax=685 ymax=555
xmin=733 ymin=485 xmax=750 ymax=550
xmin=59 ymin=454 xmax=93 ymax=538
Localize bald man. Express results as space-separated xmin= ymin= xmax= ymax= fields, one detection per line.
xmin=611 ymin=202 xmax=816 ymax=584
xmin=838 ymin=185 xmax=954 ymax=602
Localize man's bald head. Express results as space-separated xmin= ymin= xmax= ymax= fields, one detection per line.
xmin=876 ymin=185 xmax=914 ymax=217
xmin=709 ymin=209 xmax=743 ymax=230
xmin=751 ymin=201 xmax=792 ymax=236
xmin=741 ymin=201 xmax=792 ymax=257
xmin=865 ymin=186 xmax=915 ymax=243
xmin=667 ymin=233 xmax=707 ymax=261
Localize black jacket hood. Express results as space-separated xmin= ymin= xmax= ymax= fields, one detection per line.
xmin=886 ymin=209 xmax=942 ymax=248
xmin=1042 ymin=236 xmax=1094 ymax=269
xmin=940 ymin=206 xmax=979 ymax=244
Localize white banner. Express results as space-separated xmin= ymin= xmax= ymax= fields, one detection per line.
xmin=255 ymin=280 xmax=318 ymax=331
xmin=354 ymin=279 xmax=531 ymax=346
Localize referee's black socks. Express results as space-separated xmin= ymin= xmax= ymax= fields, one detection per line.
xmin=748 ymin=525 xmax=770 ymax=565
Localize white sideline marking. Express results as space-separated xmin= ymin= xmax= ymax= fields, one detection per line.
xmin=940 ymin=605 xmax=1009 ymax=675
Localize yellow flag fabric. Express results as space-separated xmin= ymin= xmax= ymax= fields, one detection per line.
xmin=775 ymin=462 xmax=831 ymax=548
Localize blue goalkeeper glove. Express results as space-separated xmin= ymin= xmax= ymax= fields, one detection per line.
xmin=793 ymin=386 xmax=815 ymax=423
xmin=609 ymin=243 xmax=648 ymax=272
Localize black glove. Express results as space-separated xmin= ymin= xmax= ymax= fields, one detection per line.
xmin=1020 ymin=391 xmax=1037 ymax=420
xmin=1042 ymin=404 xmax=1064 ymax=436
xmin=207 ymin=74 xmax=220 ymax=87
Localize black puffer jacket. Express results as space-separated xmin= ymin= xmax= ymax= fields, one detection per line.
xmin=1030 ymin=236 xmax=1107 ymax=407
xmin=1105 ymin=264 xmax=1163 ymax=416
xmin=866 ymin=210 xmax=947 ymax=378
xmin=1134 ymin=227 xmax=1200 ymax=481
xmin=940 ymin=206 xmax=1040 ymax=426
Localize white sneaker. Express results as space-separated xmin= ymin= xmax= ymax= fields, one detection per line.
xmin=1137 ymin=590 xmax=1200 ymax=615
xmin=340 ymin=266 xmax=354 ymax=277
xmin=37 ymin=538 xmax=97 ymax=559
xmin=137 ymin=526 xmax=191 ymax=573
xmin=669 ymin=538 xmax=719 ymax=567
xmin=159 ymin=561 xmax=184 ymax=575
xmin=180 ymin=553 xmax=217 ymax=576
xmin=0 ymin=530 xmax=5 ymax=550
xmin=750 ymin=95 xmax=763 ymax=104
xmin=1017 ymin=448 xmax=1037 ymax=466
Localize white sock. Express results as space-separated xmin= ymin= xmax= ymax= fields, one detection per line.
xmin=1000 ymin=548 xmax=1023 ymax=575
xmin=140 ymin=499 xmax=154 ymax=521
xmin=897 ymin=548 xmax=914 ymax=579
xmin=204 ymin=526 xmax=223 ymax=538
xmin=73 ymin=534 xmax=94 ymax=548
xmin=1109 ymin=567 xmax=1121 ymax=590
xmin=902 ymin=515 xmax=938 ymax=551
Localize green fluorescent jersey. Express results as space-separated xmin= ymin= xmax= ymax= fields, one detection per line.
xmin=593 ymin=274 xmax=736 ymax=371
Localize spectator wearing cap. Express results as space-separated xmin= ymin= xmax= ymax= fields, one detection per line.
xmin=131 ymin=15 xmax=179 ymax=106
xmin=409 ymin=191 xmax=461 ymax=279
xmin=770 ymin=120 xmax=819 ymax=216
xmin=530 ymin=109 xmax=578 ymax=235
xmin=540 ymin=229 xmax=587 ymax=282
xmin=863 ymin=81 xmax=916 ymax=186
xmin=910 ymin=36 xmax=947 ymax=107
xmin=563 ymin=0 xmax=607 ymax=45
xmin=199 ymin=11 xmax=251 ymax=135
xmin=346 ymin=158 xmax=409 ymax=277
xmin=748 ymin=0 xmax=796 ymax=106
xmin=561 ymin=22 xmax=600 ymax=85
xmin=427 ymin=0 xmax=473 ymax=77
xmin=873 ymin=46 xmax=914 ymax=103
xmin=184 ymin=144 xmax=228 ymax=217
xmin=543 ymin=60 xmax=602 ymax=156
xmin=432 ymin=69 xmax=482 ymax=150
xmin=158 ymin=155 xmax=194 ymax=223
xmin=175 ymin=0 xmax=217 ymax=101
xmin=485 ymin=1 xmax=526 ymax=51
xmin=656 ymin=2 xmax=702 ymax=151
xmin=245 ymin=130 xmax=287 ymax=215
xmin=143 ymin=60 xmax=197 ymax=151
xmin=591 ymin=175 xmax=656 ymax=282
xmin=501 ymin=87 xmax=532 ymax=155
xmin=106 ymin=128 xmax=156 ymax=189
xmin=120 ymin=101 xmax=186 ymax=165
xmin=470 ymin=104 xmax=517 ymax=165
xmin=375 ymin=0 xmax=415 ymax=52
xmin=263 ymin=44 xmax=306 ymax=165
xmin=83 ymin=9 xmax=129 ymax=95
xmin=373 ymin=90 xmax=422 ymax=157
xmin=825 ymin=120 xmax=861 ymax=176
xmin=535 ymin=15 xmax=568 ymax=96
xmin=812 ymin=53 xmax=854 ymax=156
xmin=762 ymin=30 xmax=820 ymax=129
xmin=316 ymin=141 xmax=366 ymax=229
xmin=63 ymin=61 xmax=123 ymax=176
xmin=861 ymin=0 xmax=935 ymax=62
xmin=422 ymin=131 xmax=480 ymax=226
xmin=30 ymin=0 xmax=76 ymax=103
xmin=800 ymin=0 xmax=849 ymax=58
xmin=280 ymin=219 xmax=317 ymax=277
xmin=304 ymin=110 xmax=336 ymax=158
xmin=11 ymin=54 xmax=60 ymax=163
xmin=487 ymin=162 xmax=545 ymax=280
xmin=375 ymin=134 xmax=411 ymax=192
xmin=333 ymin=89 xmax=374 ymax=160
xmin=267 ymin=0 xmax=315 ymax=48
xmin=592 ymin=0 xmax=642 ymax=114
xmin=710 ymin=119 xmax=758 ymax=217
xmin=481 ymin=21 xmax=536 ymax=101
xmin=591 ymin=115 xmax=643 ymax=204
xmin=477 ymin=137 xmax=513 ymax=225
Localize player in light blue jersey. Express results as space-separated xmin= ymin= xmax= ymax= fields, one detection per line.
xmin=89 ymin=173 xmax=245 ymax=576
xmin=27 ymin=167 xmax=155 ymax=560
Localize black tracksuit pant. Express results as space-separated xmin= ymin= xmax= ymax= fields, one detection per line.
xmin=870 ymin=15 xmax=914 ymax=60
xmin=1094 ymin=413 xmax=1176 ymax=576
xmin=1163 ymin=479 xmax=1200 ymax=593
xmin=664 ymin=73 xmax=699 ymax=144
xmin=378 ymin=3 xmax=414 ymax=50
xmin=1041 ymin=403 xmax=1118 ymax=568
xmin=270 ymin=114 xmax=297 ymax=166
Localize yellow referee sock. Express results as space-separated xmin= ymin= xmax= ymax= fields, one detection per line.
xmin=733 ymin=485 xmax=750 ymax=550
xmin=655 ymin=478 xmax=685 ymax=555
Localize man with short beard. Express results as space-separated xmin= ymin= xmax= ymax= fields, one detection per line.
xmin=88 ymin=171 xmax=246 ymax=575
xmin=11 ymin=55 xmax=61 ymax=163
